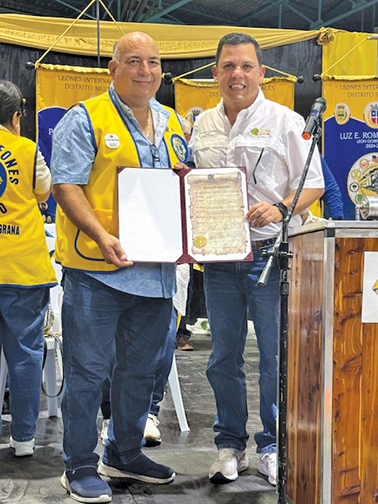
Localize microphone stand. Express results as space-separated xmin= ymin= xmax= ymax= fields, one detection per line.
xmin=257 ymin=119 xmax=322 ymax=504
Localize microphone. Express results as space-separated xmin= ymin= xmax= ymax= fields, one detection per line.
xmin=302 ymin=97 xmax=327 ymax=140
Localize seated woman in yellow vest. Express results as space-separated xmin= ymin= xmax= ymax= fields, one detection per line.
xmin=0 ymin=80 xmax=57 ymax=456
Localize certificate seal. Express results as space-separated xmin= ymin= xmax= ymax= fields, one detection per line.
xmin=193 ymin=235 xmax=207 ymax=248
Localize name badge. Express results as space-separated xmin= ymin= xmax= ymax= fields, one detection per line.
xmin=105 ymin=134 xmax=120 ymax=148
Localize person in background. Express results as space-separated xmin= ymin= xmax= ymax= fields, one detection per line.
xmin=51 ymin=32 xmax=188 ymax=503
xmin=175 ymin=265 xmax=194 ymax=351
xmin=321 ymin=156 xmax=344 ymax=219
xmin=189 ymin=33 xmax=324 ymax=486
xmin=181 ymin=117 xmax=192 ymax=143
xmin=175 ymin=119 xmax=195 ymax=351
xmin=0 ymin=80 xmax=57 ymax=457
xmin=302 ymin=155 xmax=345 ymax=224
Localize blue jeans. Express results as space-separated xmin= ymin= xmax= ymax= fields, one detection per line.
xmin=100 ymin=307 xmax=177 ymax=419
xmin=61 ymin=270 xmax=172 ymax=470
xmin=204 ymin=250 xmax=279 ymax=454
xmin=0 ymin=286 xmax=49 ymax=440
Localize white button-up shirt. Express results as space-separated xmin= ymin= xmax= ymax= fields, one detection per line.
xmin=190 ymin=89 xmax=324 ymax=241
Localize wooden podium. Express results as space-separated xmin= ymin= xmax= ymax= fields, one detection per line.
xmin=286 ymin=221 xmax=378 ymax=504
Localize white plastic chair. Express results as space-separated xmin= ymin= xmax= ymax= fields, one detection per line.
xmin=0 ymin=348 xmax=8 ymax=414
xmin=168 ymin=354 xmax=190 ymax=431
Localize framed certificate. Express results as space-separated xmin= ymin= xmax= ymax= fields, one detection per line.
xmin=118 ymin=166 xmax=252 ymax=263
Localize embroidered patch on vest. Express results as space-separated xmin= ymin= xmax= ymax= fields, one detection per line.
xmin=171 ymin=134 xmax=188 ymax=163
xmin=0 ymin=163 xmax=7 ymax=198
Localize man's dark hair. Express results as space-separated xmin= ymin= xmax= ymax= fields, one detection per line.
xmin=0 ymin=80 xmax=25 ymax=127
xmin=215 ymin=32 xmax=262 ymax=66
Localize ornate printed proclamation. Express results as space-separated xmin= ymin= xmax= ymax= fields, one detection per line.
xmin=184 ymin=168 xmax=252 ymax=262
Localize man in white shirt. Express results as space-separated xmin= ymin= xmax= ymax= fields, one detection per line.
xmin=189 ymin=32 xmax=324 ymax=486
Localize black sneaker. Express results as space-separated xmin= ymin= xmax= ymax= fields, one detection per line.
xmin=61 ymin=466 xmax=112 ymax=503
xmin=98 ymin=453 xmax=175 ymax=484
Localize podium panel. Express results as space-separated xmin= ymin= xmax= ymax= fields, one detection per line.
xmin=287 ymin=222 xmax=378 ymax=504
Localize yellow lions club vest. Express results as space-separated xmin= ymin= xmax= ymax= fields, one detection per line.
xmin=55 ymin=91 xmax=186 ymax=271
xmin=0 ymin=130 xmax=57 ymax=287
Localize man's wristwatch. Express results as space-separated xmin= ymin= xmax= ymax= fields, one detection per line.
xmin=273 ymin=202 xmax=289 ymax=221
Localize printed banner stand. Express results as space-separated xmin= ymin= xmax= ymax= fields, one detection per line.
xmin=36 ymin=63 xmax=112 ymax=222
xmin=323 ymin=78 xmax=378 ymax=220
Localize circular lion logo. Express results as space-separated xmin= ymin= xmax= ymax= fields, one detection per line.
xmin=0 ymin=162 xmax=7 ymax=199
xmin=171 ymin=134 xmax=188 ymax=163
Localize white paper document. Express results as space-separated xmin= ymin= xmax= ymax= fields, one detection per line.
xmin=118 ymin=168 xmax=183 ymax=263
xmin=118 ymin=167 xmax=252 ymax=263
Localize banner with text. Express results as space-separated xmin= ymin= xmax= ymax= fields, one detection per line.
xmin=175 ymin=76 xmax=295 ymax=127
xmin=323 ymin=78 xmax=378 ymax=220
xmin=36 ymin=64 xmax=112 ymax=221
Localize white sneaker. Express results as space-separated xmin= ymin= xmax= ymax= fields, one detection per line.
xmin=186 ymin=318 xmax=211 ymax=335
xmin=100 ymin=419 xmax=110 ymax=445
xmin=209 ymin=448 xmax=249 ymax=483
xmin=10 ymin=436 xmax=35 ymax=457
xmin=144 ymin=414 xmax=161 ymax=445
xmin=258 ymin=453 xmax=277 ymax=486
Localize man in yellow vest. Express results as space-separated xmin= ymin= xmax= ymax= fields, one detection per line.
xmin=51 ymin=32 xmax=188 ymax=503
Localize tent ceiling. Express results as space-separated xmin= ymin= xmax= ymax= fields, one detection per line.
xmin=1 ymin=0 xmax=377 ymax=32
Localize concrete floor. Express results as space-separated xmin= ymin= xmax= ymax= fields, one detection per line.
xmin=0 ymin=331 xmax=278 ymax=504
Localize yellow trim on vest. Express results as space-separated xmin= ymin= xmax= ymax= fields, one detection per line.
xmin=0 ymin=130 xmax=57 ymax=287
xmin=55 ymin=92 xmax=185 ymax=271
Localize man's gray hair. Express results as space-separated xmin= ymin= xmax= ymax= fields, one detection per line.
xmin=112 ymin=41 xmax=120 ymax=63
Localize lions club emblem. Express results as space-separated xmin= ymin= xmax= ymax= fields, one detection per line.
xmin=0 ymin=163 xmax=7 ymax=199
xmin=171 ymin=134 xmax=188 ymax=163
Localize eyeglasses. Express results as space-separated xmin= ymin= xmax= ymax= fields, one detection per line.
xmin=150 ymin=143 xmax=160 ymax=167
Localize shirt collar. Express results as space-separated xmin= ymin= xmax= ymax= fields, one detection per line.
xmin=217 ymin=88 xmax=265 ymax=122
xmin=109 ymin=83 xmax=169 ymax=120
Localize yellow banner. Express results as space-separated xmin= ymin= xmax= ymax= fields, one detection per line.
xmin=323 ymin=78 xmax=378 ymax=219
xmin=322 ymin=31 xmax=377 ymax=78
xmin=36 ymin=64 xmax=112 ymax=222
xmin=36 ymin=64 xmax=112 ymax=110
xmin=174 ymin=77 xmax=295 ymax=125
